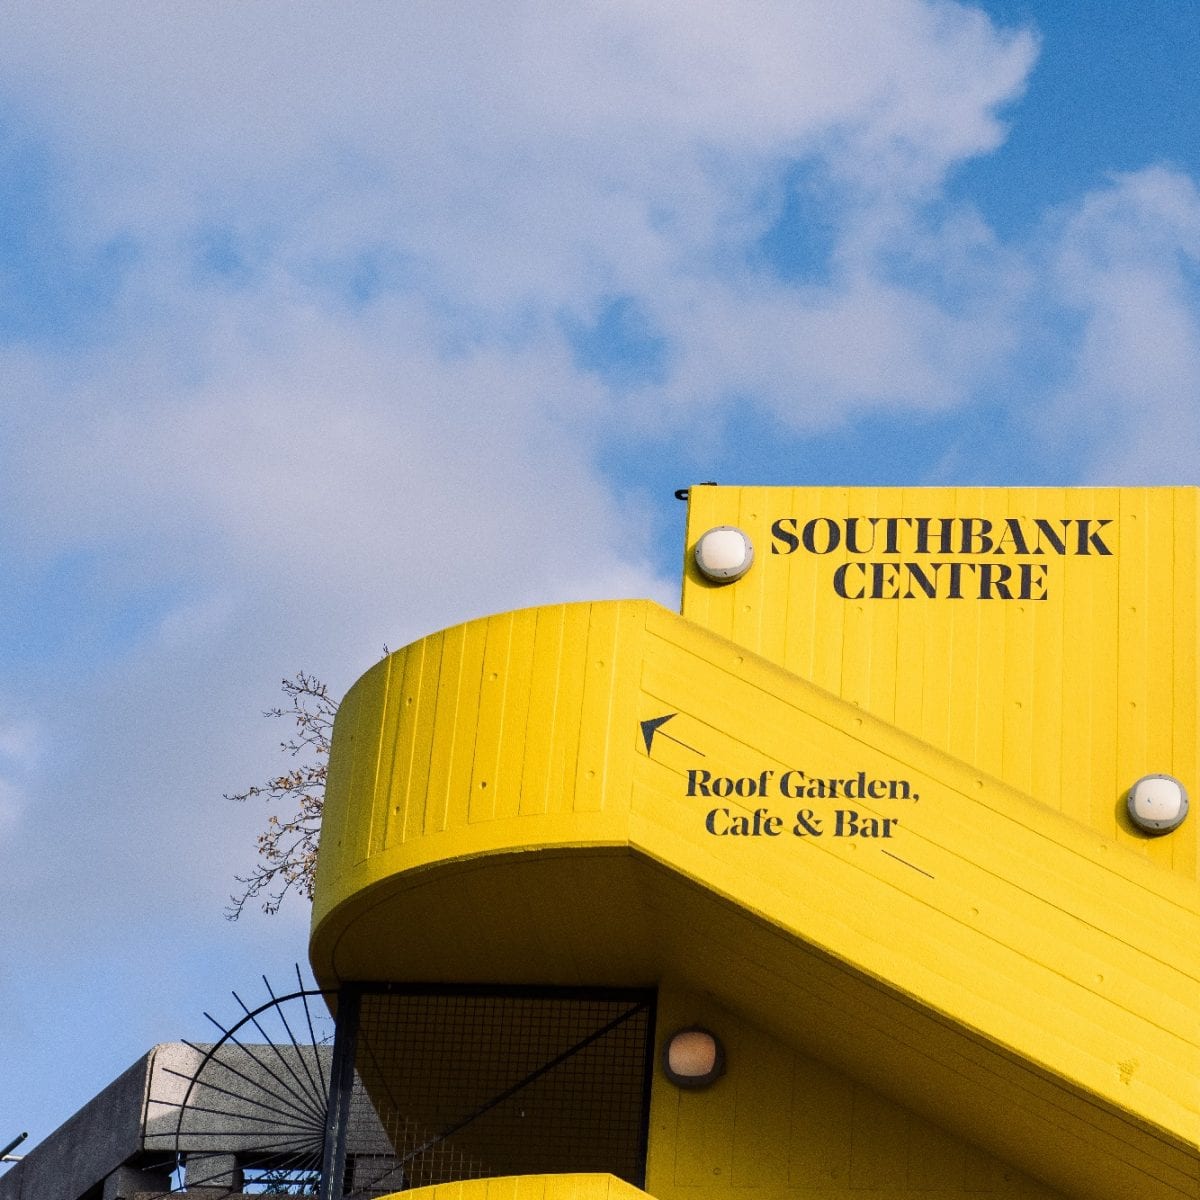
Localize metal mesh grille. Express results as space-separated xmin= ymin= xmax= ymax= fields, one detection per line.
xmin=342 ymin=988 xmax=654 ymax=1197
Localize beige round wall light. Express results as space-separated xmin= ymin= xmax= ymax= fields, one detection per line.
xmin=693 ymin=526 xmax=754 ymax=583
xmin=1127 ymin=774 xmax=1189 ymax=835
xmin=662 ymin=1026 xmax=725 ymax=1088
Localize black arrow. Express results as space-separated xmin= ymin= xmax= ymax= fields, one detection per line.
xmin=640 ymin=713 xmax=705 ymax=756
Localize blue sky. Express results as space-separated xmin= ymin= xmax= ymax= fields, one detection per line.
xmin=2 ymin=0 xmax=1200 ymax=1161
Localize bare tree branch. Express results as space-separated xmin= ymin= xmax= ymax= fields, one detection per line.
xmin=226 ymin=672 xmax=336 ymax=920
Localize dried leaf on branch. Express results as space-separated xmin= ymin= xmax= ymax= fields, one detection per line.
xmin=226 ymin=672 xmax=336 ymax=919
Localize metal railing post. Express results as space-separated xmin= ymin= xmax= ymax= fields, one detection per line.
xmin=319 ymin=986 xmax=361 ymax=1200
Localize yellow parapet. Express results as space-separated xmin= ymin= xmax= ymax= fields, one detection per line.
xmin=378 ymin=1174 xmax=654 ymax=1200
xmin=311 ymin=598 xmax=1200 ymax=1200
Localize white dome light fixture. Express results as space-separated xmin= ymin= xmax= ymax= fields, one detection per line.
xmin=1126 ymin=773 xmax=1189 ymax=835
xmin=694 ymin=526 xmax=754 ymax=584
xmin=662 ymin=1026 xmax=725 ymax=1089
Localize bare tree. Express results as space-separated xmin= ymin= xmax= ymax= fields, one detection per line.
xmin=226 ymin=672 xmax=336 ymax=920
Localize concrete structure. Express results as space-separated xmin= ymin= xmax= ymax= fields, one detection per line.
xmin=0 ymin=1046 xmax=176 ymax=1200
xmin=0 ymin=1042 xmax=394 ymax=1198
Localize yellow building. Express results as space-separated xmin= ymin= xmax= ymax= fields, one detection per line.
xmin=310 ymin=486 xmax=1200 ymax=1200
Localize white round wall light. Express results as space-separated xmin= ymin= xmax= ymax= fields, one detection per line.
xmin=1126 ymin=774 xmax=1189 ymax=835
xmin=662 ymin=1027 xmax=725 ymax=1089
xmin=693 ymin=526 xmax=754 ymax=584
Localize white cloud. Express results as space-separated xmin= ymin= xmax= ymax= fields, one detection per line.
xmin=1 ymin=2 xmax=1035 ymax=197
xmin=0 ymin=715 xmax=38 ymax=764
xmin=1049 ymin=167 xmax=1200 ymax=481
xmin=4 ymin=301 xmax=671 ymax=645
xmin=0 ymin=767 xmax=27 ymax=836
xmin=0 ymin=1 xmax=1037 ymax=425
xmin=0 ymin=725 xmax=35 ymax=848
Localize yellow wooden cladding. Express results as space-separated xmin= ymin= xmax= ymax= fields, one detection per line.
xmin=681 ymin=486 xmax=1200 ymax=880
xmin=311 ymin=599 xmax=1200 ymax=1200
xmin=647 ymin=984 xmax=1067 ymax=1200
